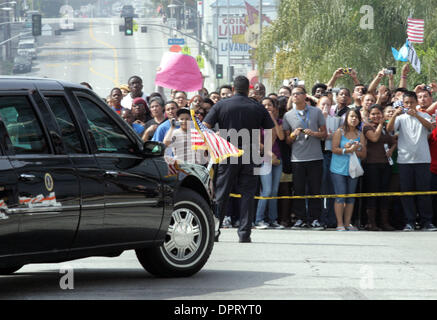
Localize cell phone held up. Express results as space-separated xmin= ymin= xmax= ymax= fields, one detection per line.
xmin=384 ymin=67 xmax=396 ymax=75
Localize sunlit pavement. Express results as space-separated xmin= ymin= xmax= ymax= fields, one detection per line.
xmin=2 ymin=227 xmax=437 ymax=300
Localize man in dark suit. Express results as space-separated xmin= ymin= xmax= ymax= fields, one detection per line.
xmin=203 ymin=76 xmax=275 ymax=243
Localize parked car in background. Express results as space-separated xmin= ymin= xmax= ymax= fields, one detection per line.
xmin=120 ymin=5 xmax=138 ymax=18
xmin=59 ymin=16 xmax=75 ymax=31
xmin=17 ymin=39 xmax=36 ymax=60
xmin=12 ymin=55 xmax=32 ymax=73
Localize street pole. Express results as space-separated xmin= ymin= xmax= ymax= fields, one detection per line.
xmin=258 ymin=0 xmax=262 ymax=84
xmin=259 ymin=0 xmax=262 ymax=38
xmin=226 ymin=0 xmax=230 ymax=83
xmin=215 ymin=3 xmax=219 ymax=88
xmin=197 ymin=8 xmax=200 ymax=55
xmin=6 ymin=9 xmax=10 ymax=59
xmin=1 ymin=7 xmax=4 ymax=61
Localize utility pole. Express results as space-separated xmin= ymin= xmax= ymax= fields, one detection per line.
xmin=215 ymin=3 xmax=220 ymax=88
xmin=197 ymin=3 xmax=200 ymax=55
xmin=258 ymin=0 xmax=262 ymax=83
xmin=6 ymin=9 xmax=10 ymax=59
xmin=226 ymin=0 xmax=230 ymax=83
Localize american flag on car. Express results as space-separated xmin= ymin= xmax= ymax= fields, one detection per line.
xmin=190 ymin=109 xmax=244 ymax=163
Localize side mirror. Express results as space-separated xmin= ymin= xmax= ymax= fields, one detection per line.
xmin=143 ymin=141 xmax=165 ymax=157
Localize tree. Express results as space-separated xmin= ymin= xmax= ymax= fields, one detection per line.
xmin=257 ymin=0 xmax=437 ymax=90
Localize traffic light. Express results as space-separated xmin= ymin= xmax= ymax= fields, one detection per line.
xmin=229 ymin=66 xmax=234 ymax=81
xmin=125 ymin=17 xmax=133 ymax=36
xmin=216 ymin=64 xmax=223 ymax=79
xmin=32 ymin=14 xmax=42 ymax=36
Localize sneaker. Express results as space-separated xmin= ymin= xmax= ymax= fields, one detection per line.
xmin=422 ymin=223 xmax=437 ymax=232
xmin=403 ymin=224 xmax=414 ymax=231
xmin=310 ymin=219 xmax=325 ymax=230
xmin=291 ymin=219 xmax=308 ymax=229
xmin=222 ymin=216 xmax=232 ymax=228
xmin=255 ymin=221 xmax=269 ymax=229
xmin=270 ymin=221 xmax=285 ymax=229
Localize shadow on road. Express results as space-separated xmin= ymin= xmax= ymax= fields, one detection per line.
xmin=0 ymin=268 xmax=292 ymax=299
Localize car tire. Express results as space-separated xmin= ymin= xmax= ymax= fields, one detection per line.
xmin=136 ymin=187 xmax=214 ymax=277
xmin=0 ymin=266 xmax=22 ymax=275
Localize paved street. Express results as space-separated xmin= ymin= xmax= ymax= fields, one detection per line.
xmin=28 ymin=17 xmax=193 ymax=99
xmin=1 ymin=228 xmax=437 ymax=300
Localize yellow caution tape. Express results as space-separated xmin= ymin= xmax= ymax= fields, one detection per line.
xmin=230 ymin=191 xmax=437 ymax=200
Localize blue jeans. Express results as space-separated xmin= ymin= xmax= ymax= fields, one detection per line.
xmin=331 ymin=172 xmax=359 ymax=204
xmin=255 ymin=162 xmax=283 ymax=223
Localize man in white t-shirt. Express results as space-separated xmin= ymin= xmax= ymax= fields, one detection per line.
xmin=121 ymin=76 xmax=149 ymax=110
xmin=387 ymin=91 xmax=436 ymax=231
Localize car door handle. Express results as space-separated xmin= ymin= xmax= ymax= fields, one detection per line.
xmin=19 ymin=174 xmax=36 ymax=182
xmin=104 ymin=171 xmax=119 ymax=178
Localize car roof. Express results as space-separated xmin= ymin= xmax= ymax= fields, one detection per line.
xmin=18 ymin=39 xmax=35 ymax=44
xmin=0 ymin=77 xmax=90 ymax=92
xmin=14 ymin=56 xmax=30 ymax=60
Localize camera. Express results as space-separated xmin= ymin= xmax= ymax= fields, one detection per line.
xmin=342 ymin=68 xmax=352 ymax=74
xmin=425 ymin=85 xmax=432 ymax=92
xmin=384 ymin=67 xmax=396 ymax=75
xmin=393 ymin=100 xmax=403 ymax=108
xmin=331 ymin=88 xmax=341 ymax=94
xmin=171 ymin=119 xmax=180 ymax=127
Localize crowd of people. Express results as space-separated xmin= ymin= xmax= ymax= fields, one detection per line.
xmin=93 ymin=63 xmax=437 ymax=236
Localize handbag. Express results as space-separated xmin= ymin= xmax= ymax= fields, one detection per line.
xmin=349 ymin=152 xmax=364 ymax=178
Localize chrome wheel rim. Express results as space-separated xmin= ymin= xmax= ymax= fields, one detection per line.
xmin=164 ymin=208 xmax=202 ymax=261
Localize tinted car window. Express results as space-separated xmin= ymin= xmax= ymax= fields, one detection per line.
xmin=45 ymin=95 xmax=85 ymax=154
xmin=77 ymin=96 xmax=136 ymax=154
xmin=0 ymin=96 xmax=49 ymax=154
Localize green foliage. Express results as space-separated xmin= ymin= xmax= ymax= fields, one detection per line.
xmin=258 ymin=0 xmax=437 ymax=90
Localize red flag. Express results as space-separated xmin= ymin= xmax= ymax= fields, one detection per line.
xmin=244 ymin=1 xmax=272 ymax=25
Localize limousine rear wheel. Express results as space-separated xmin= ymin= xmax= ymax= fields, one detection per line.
xmin=0 ymin=266 xmax=22 ymax=275
xmin=136 ymin=188 xmax=214 ymax=277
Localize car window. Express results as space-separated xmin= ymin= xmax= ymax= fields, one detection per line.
xmin=44 ymin=95 xmax=85 ymax=154
xmin=76 ymin=96 xmax=136 ymax=154
xmin=0 ymin=96 xmax=49 ymax=155
xmin=18 ymin=43 xmax=34 ymax=49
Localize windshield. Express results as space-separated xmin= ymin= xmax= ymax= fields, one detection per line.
xmin=18 ymin=43 xmax=34 ymax=49
xmin=14 ymin=57 xmax=29 ymax=64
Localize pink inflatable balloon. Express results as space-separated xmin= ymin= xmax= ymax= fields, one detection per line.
xmin=155 ymin=52 xmax=203 ymax=92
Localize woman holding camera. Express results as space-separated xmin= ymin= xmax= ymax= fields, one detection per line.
xmin=362 ymin=105 xmax=397 ymax=231
xmin=330 ymin=108 xmax=367 ymax=231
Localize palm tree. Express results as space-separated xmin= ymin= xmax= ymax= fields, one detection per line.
xmin=257 ymin=0 xmax=437 ymax=90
